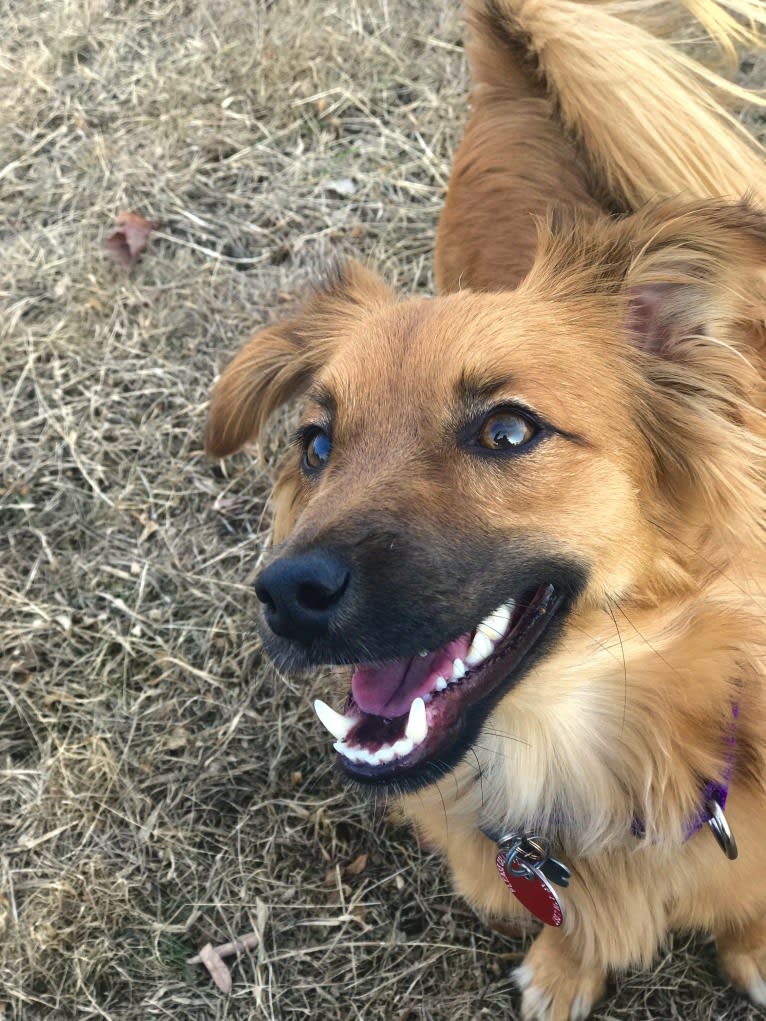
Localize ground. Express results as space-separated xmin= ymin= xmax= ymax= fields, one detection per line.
xmin=2 ymin=1 xmax=766 ymax=1018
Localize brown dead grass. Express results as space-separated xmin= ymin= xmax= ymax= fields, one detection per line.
xmin=2 ymin=0 xmax=766 ymax=1018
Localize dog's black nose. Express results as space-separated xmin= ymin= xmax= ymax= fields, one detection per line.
xmin=255 ymin=551 xmax=350 ymax=641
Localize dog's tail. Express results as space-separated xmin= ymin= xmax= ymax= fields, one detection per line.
xmin=467 ymin=0 xmax=766 ymax=208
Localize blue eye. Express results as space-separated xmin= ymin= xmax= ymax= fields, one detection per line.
xmin=479 ymin=412 xmax=536 ymax=451
xmin=303 ymin=428 xmax=332 ymax=471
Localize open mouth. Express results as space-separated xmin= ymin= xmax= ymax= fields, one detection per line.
xmin=313 ymin=582 xmax=564 ymax=787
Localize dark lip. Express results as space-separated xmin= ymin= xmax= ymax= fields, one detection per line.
xmin=336 ymin=583 xmax=567 ymax=792
xmin=256 ymin=535 xmax=587 ymax=676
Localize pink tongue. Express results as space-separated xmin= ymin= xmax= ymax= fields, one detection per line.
xmin=351 ymin=634 xmax=471 ymax=718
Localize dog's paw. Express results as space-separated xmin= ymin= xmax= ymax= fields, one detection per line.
xmin=718 ymin=920 xmax=766 ymax=1006
xmin=513 ymin=934 xmax=606 ymax=1021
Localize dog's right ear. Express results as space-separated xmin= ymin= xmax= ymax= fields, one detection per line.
xmin=206 ymin=262 xmax=393 ymax=458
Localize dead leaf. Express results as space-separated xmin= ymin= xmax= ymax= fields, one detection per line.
xmin=106 ymin=210 xmax=160 ymax=268
xmin=344 ymin=852 xmax=368 ymax=876
xmin=188 ymin=931 xmax=261 ymax=964
xmin=138 ymin=516 xmax=159 ymax=543
xmin=198 ymin=942 xmax=232 ymax=994
xmin=160 ymin=726 xmax=190 ymax=752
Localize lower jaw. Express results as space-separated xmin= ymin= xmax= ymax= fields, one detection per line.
xmin=336 ymin=583 xmax=566 ymax=792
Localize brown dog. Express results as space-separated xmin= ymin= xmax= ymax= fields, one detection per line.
xmin=207 ymin=2 xmax=766 ymax=1018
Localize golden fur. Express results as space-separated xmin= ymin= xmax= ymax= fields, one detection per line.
xmin=207 ymin=2 xmax=766 ymax=1017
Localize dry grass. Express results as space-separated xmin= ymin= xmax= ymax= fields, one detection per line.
xmin=1 ymin=1 xmax=765 ymax=1018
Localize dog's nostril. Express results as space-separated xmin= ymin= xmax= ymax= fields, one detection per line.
xmin=296 ymin=578 xmax=345 ymax=611
xmin=254 ymin=577 xmax=275 ymax=611
xmin=255 ymin=551 xmax=350 ymax=637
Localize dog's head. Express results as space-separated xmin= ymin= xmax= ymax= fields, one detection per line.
xmin=207 ymin=201 xmax=766 ymax=791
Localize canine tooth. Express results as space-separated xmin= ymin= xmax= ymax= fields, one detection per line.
xmin=434 ymin=676 xmax=448 ymax=692
xmin=466 ymin=629 xmax=493 ymax=667
xmin=314 ymin=699 xmax=356 ymax=741
xmin=451 ymin=658 xmax=466 ymax=681
xmin=477 ymin=603 xmax=511 ymax=643
xmin=418 ymin=650 xmax=429 ymax=658
xmin=405 ymin=696 xmax=428 ymax=745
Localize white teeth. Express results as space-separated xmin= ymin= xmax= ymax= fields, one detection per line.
xmin=392 ymin=736 xmax=414 ymax=758
xmin=405 ymin=696 xmax=428 ymax=745
xmin=328 ymin=697 xmax=427 ymax=769
xmin=326 ymin=600 xmax=517 ymax=769
xmin=451 ymin=658 xmax=466 ymax=681
xmin=418 ymin=650 xmax=429 ymax=658
xmin=465 ymin=628 xmax=493 ymax=667
xmin=477 ymin=602 xmax=512 ymax=643
xmin=466 ymin=600 xmax=515 ymax=666
xmin=314 ymin=699 xmax=357 ymax=741
xmin=334 ymin=735 xmax=415 ymax=765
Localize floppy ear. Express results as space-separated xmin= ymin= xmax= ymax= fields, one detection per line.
xmin=206 ymin=261 xmax=393 ymax=458
xmin=619 ymin=203 xmax=766 ymax=545
xmin=536 ymin=200 xmax=766 ymax=545
xmin=537 ymin=198 xmax=766 ymax=370
xmin=620 ymin=201 xmax=766 ymax=363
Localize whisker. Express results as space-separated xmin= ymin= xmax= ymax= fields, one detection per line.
xmin=605 ymin=598 xmax=628 ymax=734
xmin=611 ymin=600 xmax=685 ymax=681
xmin=650 ymin=518 xmax=766 ymax=612
xmin=470 ymin=747 xmax=486 ymax=808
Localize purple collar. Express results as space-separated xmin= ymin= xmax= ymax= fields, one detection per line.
xmin=687 ymin=701 xmax=739 ymax=840
xmin=482 ymin=701 xmax=740 ymax=860
xmin=632 ymin=700 xmax=739 ymax=858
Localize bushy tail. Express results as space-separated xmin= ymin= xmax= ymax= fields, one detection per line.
xmin=467 ymin=0 xmax=766 ymax=209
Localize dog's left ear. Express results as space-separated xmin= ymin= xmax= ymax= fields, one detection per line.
xmin=621 ymin=202 xmax=766 ymax=361
xmin=538 ymin=200 xmax=766 ymax=543
xmin=540 ymin=200 xmax=766 ymax=361
xmin=206 ymin=261 xmax=393 ymax=458
xmin=612 ymin=201 xmax=766 ymax=541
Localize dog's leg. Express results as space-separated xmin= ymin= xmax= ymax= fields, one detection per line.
xmin=717 ymin=917 xmax=766 ymax=1006
xmin=514 ymin=926 xmax=606 ymax=1021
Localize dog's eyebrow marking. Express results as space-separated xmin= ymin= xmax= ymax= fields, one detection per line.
xmin=455 ymin=371 xmax=513 ymax=409
xmin=455 ymin=370 xmax=591 ymax=447
xmin=306 ymin=382 xmax=336 ymax=417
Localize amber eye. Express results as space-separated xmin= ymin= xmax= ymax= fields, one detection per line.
xmin=303 ymin=428 xmax=332 ymax=471
xmin=479 ymin=411 xmax=537 ymax=451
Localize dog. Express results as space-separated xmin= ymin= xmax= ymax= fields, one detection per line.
xmin=207 ymin=2 xmax=766 ymax=1018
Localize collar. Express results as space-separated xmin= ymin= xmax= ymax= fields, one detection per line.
xmin=481 ymin=700 xmax=740 ymax=860
xmin=633 ymin=699 xmax=739 ymax=858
